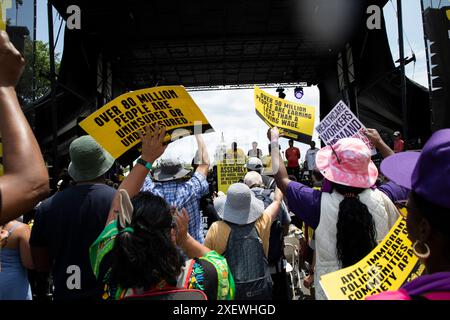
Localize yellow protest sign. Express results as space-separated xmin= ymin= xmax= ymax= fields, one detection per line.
xmin=1 ymin=1 xmax=6 ymax=31
xmin=320 ymin=212 xmax=424 ymax=300
xmin=217 ymin=161 xmax=247 ymax=194
xmin=0 ymin=0 xmax=12 ymax=31
xmin=79 ymin=86 xmax=213 ymax=162
xmin=254 ymin=86 xmax=315 ymax=144
xmin=316 ymin=100 xmax=376 ymax=155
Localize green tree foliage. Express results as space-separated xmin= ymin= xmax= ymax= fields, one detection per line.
xmin=17 ymin=39 xmax=60 ymax=105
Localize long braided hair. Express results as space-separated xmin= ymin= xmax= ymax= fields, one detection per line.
xmin=334 ymin=184 xmax=377 ymax=268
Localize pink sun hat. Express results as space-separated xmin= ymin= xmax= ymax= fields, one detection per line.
xmin=316 ymin=138 xmax=378 ymax=189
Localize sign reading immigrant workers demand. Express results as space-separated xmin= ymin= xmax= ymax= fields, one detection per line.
xmin=320 ymin=211 xmax=425 ymax=300
xmin=254 ymin=86 xmax=315 ymax=144
xmin=79 ymin=86 xmax=213 ymax=163
xmin=316 ymin=101 xmax=376 ymax=155
xmin=217 ymin=161 xmax=247 ymax=194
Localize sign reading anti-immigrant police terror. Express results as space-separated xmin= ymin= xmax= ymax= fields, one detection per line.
xmin=320 ymin=211 xmax=425 ymax=300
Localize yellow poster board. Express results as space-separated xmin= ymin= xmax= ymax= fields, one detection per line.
xmin=217 ymin=161 xmax=247 ymax=194
xmin=80 ymin=86 xmax=213 ymax=161
xmin=320 ymin=211 xmax=424 ymax=300
xmin=0 ymin=0 xmax=8 ymax=31
xmin=254 ymin=86 xmax=315 ymax=144
xmin=0 ymin=0 xmax=13 ymax=31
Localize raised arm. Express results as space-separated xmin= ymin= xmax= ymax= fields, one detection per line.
xmin=176 ymin=208 xmax=211 ymax=258
xmin=365 ymin=128 xmax=394 ymax=159
xmin=105 ymin=125 xmax=167 ymax=225
xmin=268 ymin=127 xmax=292 ymax=195
xmin=264 ymin=187 xmax=283 ymax=223
xmin=194 ymin=134 xmax=210 ymax=177
xmin=0 ymin=31 xmax=49 ymax=224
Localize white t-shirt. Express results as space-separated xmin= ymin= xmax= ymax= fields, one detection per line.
xmin=248 ymin=148 xmax=263 ymax=159
xmin=305 ymin=148 xmax=319 ymax=171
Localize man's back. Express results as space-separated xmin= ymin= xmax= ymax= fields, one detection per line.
xmin=30 ymin=184 xmax=115 ymax=300
xmin=306 ymin=148 xmax=319 ymax=170
xmin=142 ymin=172 xmax=209 ymax=243
xmin=248 ymin=148 xmax=263 ymax=159
xmin=286 ymin=147 xmax=300 ymax=168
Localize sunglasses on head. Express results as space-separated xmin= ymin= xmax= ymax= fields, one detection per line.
xmin=329 ymin=144 xmax=341 ymax=164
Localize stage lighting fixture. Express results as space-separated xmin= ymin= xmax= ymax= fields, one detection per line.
xmin=276 ymin=87 xmax=286 ymax=99
xmin=294 ymin=87 xmax=304 ymax=100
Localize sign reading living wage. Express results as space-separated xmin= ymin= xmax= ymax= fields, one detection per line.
xmin=217 ymin=161 xmax=247 ymax=194
xmin=79 ymin=86 xmax=213 ymax=161
xmin=316 ymin=101 xmax=376 ymax=155
xmin=320 ymin=211 xmax=424 ymax=300
xmin=254 ymin=86 xmax=315 ymax=144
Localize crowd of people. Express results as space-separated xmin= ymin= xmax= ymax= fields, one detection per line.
xmin=0 ymin=30 xmax=449 ymax=301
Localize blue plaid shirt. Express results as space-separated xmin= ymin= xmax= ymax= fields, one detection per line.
xmin=141 ymin=172 xmax=209 ymax=243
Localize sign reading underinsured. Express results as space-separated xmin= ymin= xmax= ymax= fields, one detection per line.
xmin=320 ymin=210 xmax=424 ymax=300
xmin=254 ymin=86 xmax=315 ymax=144
xmin=79 ymin=86 xmax=213 ymax=161
xmin=316 ymin=100 xmax=376 ymax=155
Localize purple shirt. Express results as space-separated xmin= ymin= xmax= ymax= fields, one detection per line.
xmin=286 ymin=181 xmax=409 ymax=229
xmin=367 ymin=272 xmax=450 ymax=300
xmin=403 ymin=272 xmax=450 ymax=296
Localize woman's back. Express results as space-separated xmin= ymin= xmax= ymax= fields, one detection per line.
xmin=0 ymin=221 xmax=33 ymax=300
xmin=314 ymin=188 xmax=399 ymax=300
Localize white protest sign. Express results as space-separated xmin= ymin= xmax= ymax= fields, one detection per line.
xmin=316 ymin=101 xmax=377 ymax=155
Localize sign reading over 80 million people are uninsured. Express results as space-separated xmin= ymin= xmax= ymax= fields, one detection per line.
xmin=80 ymin=86 xmax=213 ymax=162
xmin=254 ymin=86 xmax=316 ymax=144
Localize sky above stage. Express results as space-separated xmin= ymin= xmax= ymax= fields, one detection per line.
xmin=36 ymin=0 xmax=428 ymax=165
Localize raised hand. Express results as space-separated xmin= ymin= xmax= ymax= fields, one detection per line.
xmin=274 ymin=187 xmax=284 ymax=202
xmin=175 ymin=207 xmax=189 ymax=246
xmin=364 ymin=128 xmax=383 ymax=147
xmin=365 ymin=128 xmax=394 ymax=158
xmin=270 ymin=127 xmax=280 ymax=143
xmin=0 ymin=31 xmax=26 ymax=88
xmin=138 ymin=124 xmax=168 ymax=163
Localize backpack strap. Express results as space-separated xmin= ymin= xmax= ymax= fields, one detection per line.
xmin=267 ymin=177 xmax=275 ymax=189
xmin=6 ymin=222 xmax=20 ymax=236
xmin=224 ymin=221 xmax=261 ymax=255
xmin=177 ymin=259 xmax=195 ymax=288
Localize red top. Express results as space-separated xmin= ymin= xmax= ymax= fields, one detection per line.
xmin=394 ymin=139 xmax=404 ymax=153
xmin=286 ymin=147 xmax=300 ymax=168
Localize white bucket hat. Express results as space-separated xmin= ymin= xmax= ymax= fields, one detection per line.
xmin=244 ymin=171 xmax=263 ymax=188
xmin=245 ymin=157 xmax=264 ymax=174
xmin=217 ymin=183 xmax=265 ymax=225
